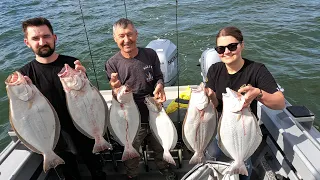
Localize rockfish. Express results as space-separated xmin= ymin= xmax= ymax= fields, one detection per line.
xmin=107 ymin=85 xmax=140 ymax=161
xmin=145 ymin=96 xmax=178 ymax=165
xmin=218 ymin=87 xmax=262 ymax=176
xmin=183 ymin=83 xmax=217 ymax=164
xmin=58 ymin=64 xmax=112 ymax=153
xmin=5 ymin=71 xmax=64 ymax=172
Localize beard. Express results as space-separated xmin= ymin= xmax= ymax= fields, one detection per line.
xmin=34 ymin=44 xmax=55 ymax=57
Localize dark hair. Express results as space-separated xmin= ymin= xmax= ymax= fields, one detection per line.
xmin=216 ymin=26 xmax=243 ymax=44
xmin=113 ymin=18 xmax=136 ymax=35
xmin=22 ymin=17 xmax=54 ymax=37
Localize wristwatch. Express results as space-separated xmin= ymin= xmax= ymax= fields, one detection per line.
xmin=256 ymin=88 xmax=263 ymax=100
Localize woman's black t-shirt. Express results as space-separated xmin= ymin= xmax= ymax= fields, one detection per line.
xmin=206 ymin=58 xmax=279 ymax=116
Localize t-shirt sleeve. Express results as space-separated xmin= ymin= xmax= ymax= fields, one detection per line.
xmin=105 ymin=59 xmax=116 ymax=81
xmin=205 ymin=64 xmax=216 ymax=91
xmin=19 ymin=66 xmax=27 ymax=76
xmin=256 ymin=65 xmax=279 ymax=94
xmin=18 ymin=63 xmax=32 ymax=81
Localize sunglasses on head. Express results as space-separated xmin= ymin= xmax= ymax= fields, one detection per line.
xmin=215 ymin=42 xmax=242 ymax=54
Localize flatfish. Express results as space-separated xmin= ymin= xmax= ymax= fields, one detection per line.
xmin=183 ymin=82 xmax=217 ymax=164
xmin=107 ymin=85 xmax=140 ymax=161
xmin=145 ymin=96 xmax=178 ymax=165
xmin=58 ymin=64 xmax=112 ymax=153
xmin=218 ymin=87 xmax=262 ymax=176
xmin=5 ymin=71 xmax=64 ymax=172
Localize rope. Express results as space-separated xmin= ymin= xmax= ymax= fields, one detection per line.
xmin=78 ymin=0 xmax=100 ymax=89
xmin=123 ymin=0 xmax=128 ymax=18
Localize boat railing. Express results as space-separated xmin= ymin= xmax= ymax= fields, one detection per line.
xmin=0 ymin=139 xmax=21 ymax=165
xmin=258 ymin=100 xmax=320 ymax=180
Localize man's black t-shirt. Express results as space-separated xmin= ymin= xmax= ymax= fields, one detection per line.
xmin=19 ymin=55 xmax=77 ymax=133
xmin=105 ymin=47 xmax=164 ymax=101
xmin=105 ymin=48 xmax=164 ymax=123
xmin=206 ymin=58 xmax=279 ymax=116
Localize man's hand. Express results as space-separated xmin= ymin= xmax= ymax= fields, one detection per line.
xmin=110 ymin=73 xmax=121 ymax=89
xmin=24 ymin=76 xmax=33 ymax=84
xmin=74 ymin=60 xmax=86 ymax=72
xmin=153 ymin=83 xmax=166 ymax=103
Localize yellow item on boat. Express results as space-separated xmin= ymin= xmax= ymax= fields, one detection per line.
xmin=165 ymin=86 xmax=191 ymax=114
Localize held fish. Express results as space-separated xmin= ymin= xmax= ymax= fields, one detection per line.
xmin=107 ymin=85 xmax=140 ymax=161
xmin=183 ymin=82 xmax=217 ymax=164
xmin=58 ymin=64 xmax=112 ymax=153
xmin=145 ymin=96 xmax=178 ymax=165
xmin=218 ymin=87 xmax=262 ymax=176
xmin=5 ymin=71 xmax=64 ymax=172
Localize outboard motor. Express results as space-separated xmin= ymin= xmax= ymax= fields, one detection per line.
xmin=146 ymin=39 xmax=178 ymax=86
xmin=199 ymin=48 xmax=221 ymax=83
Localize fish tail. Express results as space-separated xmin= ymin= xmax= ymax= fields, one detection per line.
xmin=229 ymin=161 xmax=248 ymax=176
xmin=43 ymin=151 xmax=65 ymax=173
xmin=121 ymin=145 xmax=140 ymax=161
xmin=92 ymin=136 xmax=113 ymax=154
xmin=189 ymin=151 xmax=204 ymax=164
xmin=163 ymin=150 xmax=176 ymax=166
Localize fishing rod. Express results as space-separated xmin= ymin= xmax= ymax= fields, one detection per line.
xmin=77 ymin=0 xmax=100 ymax=90
xmin=77 ymin=0 xmax=119 ymax=171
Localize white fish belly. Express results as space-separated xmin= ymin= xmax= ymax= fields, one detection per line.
xmin=183 ymin=103 xmax=216 ymax=152
xmin=66 ymin=85 xmax=106 ymax=138
xmin=149 ymin=108 xmax=178 ymax=150
xmin=9 ymin=87 xmax=58 ymax=153
xmin=109 ymin=98 xmax=140 ymax=146
xmin=219 ymin=108 xmax=262 ymax=161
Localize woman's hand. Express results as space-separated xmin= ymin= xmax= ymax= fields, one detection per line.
xmin=205 ymin=87 xmax=219 ymax=108
xmin=238 ymin=85 xmax=260 ymax=108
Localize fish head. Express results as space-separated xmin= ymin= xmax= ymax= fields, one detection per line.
xmin=222 ymin=87 xmax=245 ymax=112
xmin=191 ymin=82 xmax=209 ymax=110
xmin=5 ymin=71 xmax=35 ymax=101
xmin=58 ymin=64 xmax=85 ymax=92
xmin=117 ymin=85 xmax=133 ymax=103
xmin=144 ymin=96 xmax=161 ymax=112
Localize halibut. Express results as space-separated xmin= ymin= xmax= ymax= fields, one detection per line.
xmin=107 ymin=85 xmax=140 ymax=161
xmin=5 ymin=71 xmax=64 ymax=172
xmin=145 ymin=96 xmax=178 ymax=165
xmin=183 ymin=83 xmax=217 ymax=164
xmin=58 ymin=64 xmax=112 ymax=153
xmin=218 ymin=87 xmax=262 ymax=176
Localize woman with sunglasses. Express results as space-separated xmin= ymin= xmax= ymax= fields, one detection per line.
xmin=205 ymin=26 xmax=285 ymax=180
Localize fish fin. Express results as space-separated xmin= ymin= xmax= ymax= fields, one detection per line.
xmin=121 ymin=145 xmax=140 ymax=161
xmin=163 ymin=150 xmax=176 ymax=166
xmin=189 ymin=152 xmax=204 ymax=164
xmin=229 ymin=161 xmax=248 ymax=176
xmin=92 ymin=136 xmax=113 ymax=153
xmin=43 ymin=151 xmax=65 ymax=173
